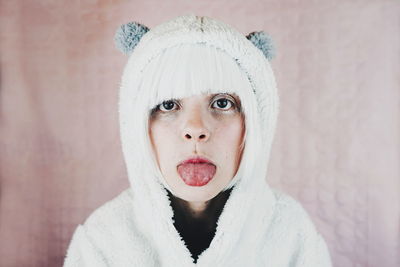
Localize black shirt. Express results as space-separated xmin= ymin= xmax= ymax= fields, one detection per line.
xmin=166 ymin=187 xmax=233 ymax=263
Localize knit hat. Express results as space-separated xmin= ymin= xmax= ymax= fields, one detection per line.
xmin=113 ymin=15 xmax=280 ymax=260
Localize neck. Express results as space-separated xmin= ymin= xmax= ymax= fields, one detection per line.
xmin=166 ymin=187 xmax=234 ymax=262
xmin=186 ymin=200 xmax=209 ymax=218
xmin=167 ymin=188 xmax=233 ymax=221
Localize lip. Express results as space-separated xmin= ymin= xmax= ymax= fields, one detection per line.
xmin=177 ymin=155 xmax=216 ymax=166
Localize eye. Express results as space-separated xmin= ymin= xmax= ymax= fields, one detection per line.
xmin=158 ymin=100 xmax=179 ymax=112
xmin=211 ymin=97 xmax=235 ymax=111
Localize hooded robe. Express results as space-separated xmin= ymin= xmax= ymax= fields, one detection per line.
xmin=63 ymin=14 xmax=333 ymax=267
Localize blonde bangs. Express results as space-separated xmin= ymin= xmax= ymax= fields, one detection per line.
xmin=139 ymin=43 xmax=253 ymax=113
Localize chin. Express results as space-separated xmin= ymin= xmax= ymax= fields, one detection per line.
xmin=172 ymin=182 xmax=225 ymax=203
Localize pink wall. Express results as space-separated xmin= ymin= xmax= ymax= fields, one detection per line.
xmin=1 ymin=0 xmax=399 ymax=266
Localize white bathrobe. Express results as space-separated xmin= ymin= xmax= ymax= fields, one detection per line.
xmin=63 ymin=186 xmax=332 ymax=266
xmin=63 ymin=14 xmax=333 ymax=267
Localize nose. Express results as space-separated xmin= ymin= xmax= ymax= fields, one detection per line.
xmin=182 ymin=110 xmax=210 ymax=142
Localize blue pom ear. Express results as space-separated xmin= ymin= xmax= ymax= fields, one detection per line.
xmin=114 ymin=22 xmax=150 ymax=55
xmin=246 ymin=31 xmax=276 ymax=61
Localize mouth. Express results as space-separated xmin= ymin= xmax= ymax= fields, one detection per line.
xmin=177 ymin=156 xmax=217 ymax=186
xmin=178 ymin=155 xmax=215 ymax=165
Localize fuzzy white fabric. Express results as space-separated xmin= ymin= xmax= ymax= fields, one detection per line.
xmin=63 ymin=14 xmax=332 ymax=266
xmin=64 ymin=187 xmax=331 ymax=266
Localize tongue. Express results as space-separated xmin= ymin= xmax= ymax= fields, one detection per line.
xmin=177 ymin=163 xmax=216 ymax=186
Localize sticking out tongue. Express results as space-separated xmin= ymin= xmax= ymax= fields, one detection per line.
xmin=177 ymin=163 xmax=216 ymax=186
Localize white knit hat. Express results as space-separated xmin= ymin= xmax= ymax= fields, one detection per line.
xmin=114 ymin=13 xmax=279 ymax=203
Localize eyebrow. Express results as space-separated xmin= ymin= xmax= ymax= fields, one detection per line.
xmin=208 ymin=93 xmax=240 ymax=101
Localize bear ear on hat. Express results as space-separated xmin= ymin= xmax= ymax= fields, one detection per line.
xmin=246 ymin=31 xmax=276 ymax=61
xmin=114 ymin=21 xmax=150 ymax=55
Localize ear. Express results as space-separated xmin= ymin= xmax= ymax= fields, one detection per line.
xmin=114 ymin=21 xmax=150 ymax=55
xmin=246 ymin=31 xmax=276 ymax=61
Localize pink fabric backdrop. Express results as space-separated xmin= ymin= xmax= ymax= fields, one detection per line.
xmin=1 ymin=0 xmax=399 ymax=266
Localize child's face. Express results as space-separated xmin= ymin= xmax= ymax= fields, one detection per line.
xmin=149 ymin=93 xmax=245 ymax=202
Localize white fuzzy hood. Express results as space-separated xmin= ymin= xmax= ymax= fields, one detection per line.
xmin=63 ymin=14 xmax=332 ymax=267
xmin=118 ymin=14 xmax=278 ymax=264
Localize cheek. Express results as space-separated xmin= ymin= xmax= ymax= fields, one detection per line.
xmin=149 ymin=122 xmax=177 ymax=160
xmin=228 ymin=117 xmax=244 ymax=141
xmin=215 ymin=118 xmax=244 ymax=152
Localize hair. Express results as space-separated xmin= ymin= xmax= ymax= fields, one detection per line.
xmin=133 ymin=43 xmax=263 ymax=192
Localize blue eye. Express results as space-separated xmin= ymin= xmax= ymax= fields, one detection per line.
xmin=211 ymin=98 xmax=235 ymax=110
xmin=158 ymin=100 xmax=178 ymax=112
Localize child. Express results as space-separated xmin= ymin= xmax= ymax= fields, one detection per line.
xmin=63 ymin=14 xmax=332 ymax=266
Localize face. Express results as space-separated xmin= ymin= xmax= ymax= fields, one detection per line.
xmin=149 ymin=93 xmax=245 ymax=202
